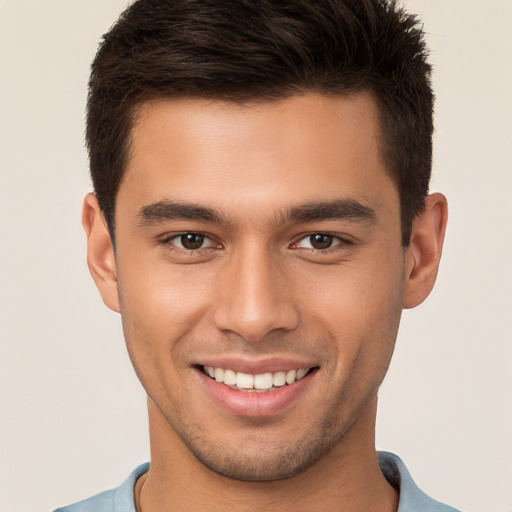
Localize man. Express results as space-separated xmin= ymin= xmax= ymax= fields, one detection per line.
xmin=55 ymin=0 xmax=457 ymax=510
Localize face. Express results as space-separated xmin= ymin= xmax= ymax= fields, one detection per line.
xmin=101 ymin=93 xmax=408 ymax=480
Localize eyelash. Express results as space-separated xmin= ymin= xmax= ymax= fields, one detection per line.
xmin=160 ymin=232 xmax=220 ymax=253
xmin=160 ymin=231 xmax=352 ymax=254
xmin=292 ymin=233 xmax=352 ymax=251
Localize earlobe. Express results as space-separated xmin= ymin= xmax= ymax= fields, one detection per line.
xmin=402 ymin=193 xmax=448 ymax=309
xmin=82 ymin=194 xmax=120 ymax=313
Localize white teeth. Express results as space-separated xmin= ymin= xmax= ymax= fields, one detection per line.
xmin=223 ymin=369 xmax=237 ymax=386
xmin=254 ymin=372 xmax=273 ymax=390
xmin=236 ymin=372 xmax=254 ymax=389
xmin=273 ymin=371 xmax=286 ymax=387
xmin=203 ymin=366 xmax=311 ymax=391
xmin=285 ymin=369 xmax=297 ymax=384
xmin=296 ymin=368 xmax=308 ymax=380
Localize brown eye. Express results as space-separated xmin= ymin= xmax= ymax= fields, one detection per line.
xmin=309 ymin=234 xmax=333 ymax=249
xmin=180 ymin=233 xmax=205 ymax=250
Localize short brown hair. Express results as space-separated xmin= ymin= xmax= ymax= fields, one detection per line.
xmin=87 ymin=0 xmax=433 ymax=245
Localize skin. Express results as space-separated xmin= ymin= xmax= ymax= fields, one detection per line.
xmin=83 ymin=92 xmax=447 ymax=511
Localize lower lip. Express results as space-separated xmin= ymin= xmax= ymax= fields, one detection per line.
xmin=197 ymin=369 xmax=315 ymax=418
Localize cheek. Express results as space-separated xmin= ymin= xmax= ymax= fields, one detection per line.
xmin=302 ymin=254 xmax=404 ymax=360
xmin=116 ymin=260 xmax=214 ymax=367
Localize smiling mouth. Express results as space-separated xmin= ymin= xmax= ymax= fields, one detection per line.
xmin=201 ymin=365 xmax=316 ymax=392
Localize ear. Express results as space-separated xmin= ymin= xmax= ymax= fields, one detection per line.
xmin=402 ymin=193 xmax=448 ymax=309
xmin=82 ymin=194 xmax=120 ymax=312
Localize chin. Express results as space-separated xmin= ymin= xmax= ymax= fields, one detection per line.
xmin=182 ymin=425 xmax=340 ymax=482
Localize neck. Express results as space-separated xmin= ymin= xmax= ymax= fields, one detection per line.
xmin=137 ymin=396 xmax=397 ymax=512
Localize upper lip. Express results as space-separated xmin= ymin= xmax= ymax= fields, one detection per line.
xmin=195 ymin=356 xmax=318 ymax=374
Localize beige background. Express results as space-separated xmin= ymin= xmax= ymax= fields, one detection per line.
xmin=1 ymin=1 xmax=511 ymax=511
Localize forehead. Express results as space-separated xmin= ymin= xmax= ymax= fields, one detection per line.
xmin=118 ymin=92 xmax=397 ymax=221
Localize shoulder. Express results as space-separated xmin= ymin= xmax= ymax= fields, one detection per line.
xmin=378 ymin=451 xmax=462 ymax=512
xmin=53 ymin=488 xmax=116 ymax=512
xmin=53 ymin=463 xmax=149 ymax=512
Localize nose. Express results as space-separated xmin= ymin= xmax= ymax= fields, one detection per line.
xmin=212 ymin=246 xmax=300 ymax=342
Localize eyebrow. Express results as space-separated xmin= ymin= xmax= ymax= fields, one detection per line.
xmin=137 ymin=200 xmax=230 ymax=225
xmin=137 ymin=197 xmax=377 ymax=227
xmin=279 ymin=198 xmax=377 ymax=225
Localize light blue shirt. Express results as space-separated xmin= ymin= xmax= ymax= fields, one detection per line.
xmin=53 ymin=452 xmax=461 ymax=511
